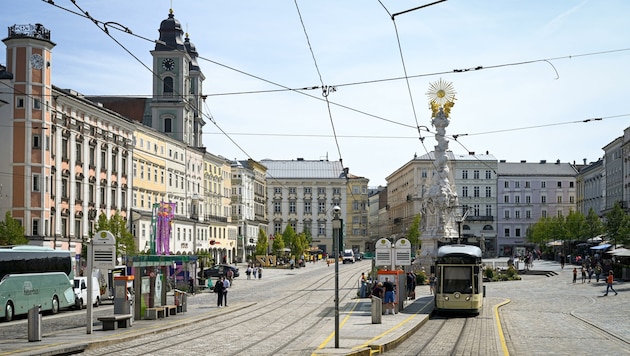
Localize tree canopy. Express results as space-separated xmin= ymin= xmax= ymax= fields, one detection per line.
xmin=0 ymin=212 xmax=27 ymax=246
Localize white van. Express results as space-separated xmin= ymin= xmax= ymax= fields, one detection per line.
xmin=73 ymin=276 xmax=100 ymax=309
xmin=342 ymin=249 xmax=355 ymax=264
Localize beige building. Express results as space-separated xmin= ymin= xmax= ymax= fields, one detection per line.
xmin=345 ymin=174 xmax=369 ymax=255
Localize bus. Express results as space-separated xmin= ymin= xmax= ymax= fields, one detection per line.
xmin=434 ymin=244 xmax=484 ymax=314
xmin=0 ymin=246 xmax=76 ymax=321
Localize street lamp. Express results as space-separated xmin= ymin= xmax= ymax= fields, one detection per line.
xmin=332 ymin=205 xmax=341 ymax=348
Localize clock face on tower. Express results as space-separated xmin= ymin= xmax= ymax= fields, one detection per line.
xmin=162 ymin=58 xmax=175 ymax=71
xmin=30 ymin=54 xmax=44 ymax=70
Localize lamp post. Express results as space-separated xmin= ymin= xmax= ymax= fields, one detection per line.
xmin=332 ymin=206 xmax=341 ymax=348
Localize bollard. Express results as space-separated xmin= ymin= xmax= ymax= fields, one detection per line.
xmin=27 ymin=305 xmax=42 ymax=342
xmin=181 ymin=292 xmax=187 ymax=312
xmin=371 ymin=296 xmax=382 ymax=324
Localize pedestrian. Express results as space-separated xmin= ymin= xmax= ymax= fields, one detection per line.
xmin=360 ymin=273 xmax=368 ymax=298
xmin=222 ymin=275 xmax=231 ymax=306
xmin=188 ymin=277 xmax=194 ymax=294
xmin=587 ymin=266 xmax=593 ymax=283
xmin=214 ymin=277 xmax=224 ymax=307
xmin=253 ymin=266 xmax=258 ymax=279
xmin=246 ymin=265 xmax=252 ymax=280
xmin=581 ymin=266 xmax=586 ymax=284
xmin=595 ymin=264 xmax=602 ymax=283
xmin=604 ymin=270 xmax=618 ymax=296
xmin=372 ymin=282 xmax=383 ymax=300
xmin=406 ymin=272 xmax=416 ymax=300
xmin=383 ymin=277 xmax=395 ymax=315
xmin=227 ymin=269 xmax=234 ymax=286
xmin=207 ymin=277 xmax=213 ymax=290
xmin=560 ymin=253 xmax=565 ymax=269
xmin=572 ymin=268 xmax=577 ymax=283
xmin=429 ymin=273 xmax=436 ymax=294
xmin=258 ymin=265 xmax=263 ymax=279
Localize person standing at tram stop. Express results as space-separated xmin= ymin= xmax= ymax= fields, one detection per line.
xmin=222 ymin=275 xmax=231 ymax=306
xmin=214 ymin=276 xmax=225 ymax=307
xmin=604 ymin=270 xmax=618 ymax=296
xmin=359 ymin=273 xmax=368 ymax=298
xmin=383 ymin=277 xmax=396 ymax=315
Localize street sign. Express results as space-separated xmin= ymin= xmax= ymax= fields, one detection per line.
xmin=92 ymin=230 xmax=116 ymax=270
xmin=375 ymin=238 xmax=392 ymax=266
xmin=394 ymin=238 xmax=412 ymax=266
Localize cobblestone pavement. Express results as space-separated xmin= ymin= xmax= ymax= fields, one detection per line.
xmin=490 ymin=260 xmax=630 ymax=355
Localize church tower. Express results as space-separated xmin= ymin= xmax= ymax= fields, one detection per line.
xmin=150 ymin=9 xmax=204 ymax=147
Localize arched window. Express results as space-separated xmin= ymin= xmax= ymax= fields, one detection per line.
xmin=462 ymin=225 xmax=470 ymax=230
xmin=163 ymin=77 xmax=174 ymax=97
xmin=483 ymin=224 xmax=494 ymax=231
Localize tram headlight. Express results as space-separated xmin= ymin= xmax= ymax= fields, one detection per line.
xmin=465 ymin=296 xmax=471 ymax=301
xmin=443 ymin=296 xmax=449 ymax=301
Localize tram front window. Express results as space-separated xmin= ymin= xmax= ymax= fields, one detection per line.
xmin=443 ymin=266 xmax=473 ymax=294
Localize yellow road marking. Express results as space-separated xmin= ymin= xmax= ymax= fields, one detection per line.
xmin=494 ymin=299 xmax=511 ymax=356
xmin=314 ymin=299 xmax=361 ymax=352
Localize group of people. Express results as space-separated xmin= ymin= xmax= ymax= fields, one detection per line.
xmin=371 ymin=277 xmax=397 ymax=315
xmin=245 ymin=265 xmax=263 ymax=279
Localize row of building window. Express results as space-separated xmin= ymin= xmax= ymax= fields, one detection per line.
xmin=502 ymin=195 xmax=575 ymax=204
xmin=275 ymin=187 xmax=342 ymax=195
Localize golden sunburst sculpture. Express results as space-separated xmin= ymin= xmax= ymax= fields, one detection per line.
xmin=426 ymin=79 xmax=456 ymax=117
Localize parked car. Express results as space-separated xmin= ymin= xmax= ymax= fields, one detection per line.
xmin=201 ymin=264 xmax=240 ymax=279
xmin=73 ymin=276 xmax=101 ymax=309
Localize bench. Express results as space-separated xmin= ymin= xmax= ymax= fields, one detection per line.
xmin=145 ymin=307 xmax=166 ymax=320
xmin=98 ymin=314 xmax=133 ymax=330
xmin=164 ymin=305 xmax=177 ymax=316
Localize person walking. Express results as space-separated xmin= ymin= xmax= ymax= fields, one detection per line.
xmin=595 ymin=264 xmax=602 ymax=283
xmin=581 ymin=266 xmax=587 ymax=284
xmin=222 ymin=275 xmax=231 ymax=306
xmin=572 ymin=268 xmax=577 ymax=283
xmin=604 ymin=270 xmax=618 ymax=296
xmin=246 ymin=265 xmax=252 ymax=280
xmin=253 ymin=266 xmax=258 ymax=279
xmin=258 ymin=266 xmax=263 ymax=279
xmin=214 ymin=277 xmax=225 ymax=307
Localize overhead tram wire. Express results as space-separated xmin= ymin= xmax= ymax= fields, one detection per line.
xmin=44 ymin=1 xmax=630 ymax=136
xmin=293 ymin=0 xmax=343 ymax=167
xmin=378 ymin=0 xmax=448 ymax=174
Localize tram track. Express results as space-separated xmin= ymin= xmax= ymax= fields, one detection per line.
xmin=82 ymin=261 xmax=368 ymax=356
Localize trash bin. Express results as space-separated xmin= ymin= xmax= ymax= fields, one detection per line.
xmin=28 ymin=305 xmax=41 ymax=342
xmin=371 ymin=296 xmax=382 ymax=324
xmin=174 ymin=290 xmax=187 ymax=313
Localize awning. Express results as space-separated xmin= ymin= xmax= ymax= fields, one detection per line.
xmin=590 ymin=244 xmax=611 ymax=250
xmin=610 ymin=248 xmax=630 ymax=257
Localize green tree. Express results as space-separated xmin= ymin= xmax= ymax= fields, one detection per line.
xmin=406 ymin=214 xmax=422 ymax=251
xmin=605 ymin=202 xmax=626 ymax=247
xmin=272 ymin=233 xmax=285 ymax=256
xmin=584 ymin=208 xmax=604 ymax=239
xmin=565 ymin=210 xmax=587 ymax=241
xmin=282 ymin=225 xmax=297 ymax=256
xmin=255 ymin=228 xmax=268 ymax=256
xmin=0 ymin=211 xmax=27 ymax=245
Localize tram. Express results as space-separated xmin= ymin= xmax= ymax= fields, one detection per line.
xmin=434 ymin=244 xmax=484 ymax=314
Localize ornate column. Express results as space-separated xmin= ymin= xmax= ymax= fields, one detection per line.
xmin=419 ymin=79 xmax=459 ymax=267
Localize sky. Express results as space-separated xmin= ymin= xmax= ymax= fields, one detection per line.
xmin=3 ymin=0 xmax=629 ymax=186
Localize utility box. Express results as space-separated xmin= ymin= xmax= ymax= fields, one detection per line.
xmin=27 ymin=305 xmax=41 ymax=342
xmin=371 ymin=296 xmax=382 ymax=324
xmin=114 ymin=275 xmax=134 ymax=315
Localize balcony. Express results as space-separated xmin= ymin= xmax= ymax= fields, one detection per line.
xmin=204 ymin=214 xmax=228 ymax=223
xmin=466 ymin=215 xmax=494 ymax=222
